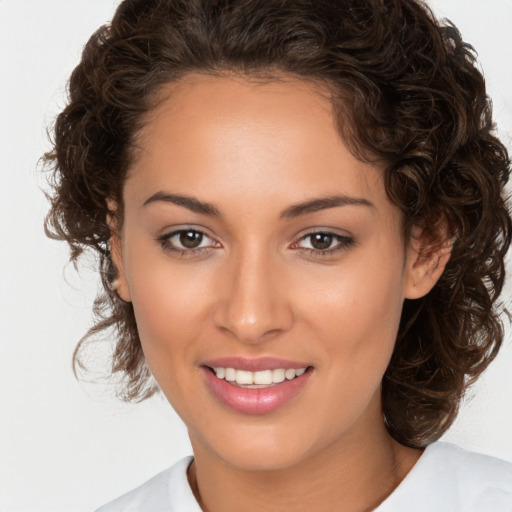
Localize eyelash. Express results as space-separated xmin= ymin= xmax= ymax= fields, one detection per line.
xmin=157 ymin=228 xmax=218 ymax=257
xmin=157 ymin=228 xmax=355 ymax=258
xmin=292 ymin=231 xmax=355 ymax=257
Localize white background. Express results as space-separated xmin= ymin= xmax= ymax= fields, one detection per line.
xmin=0 ymin=1 xmax=511 ymax=511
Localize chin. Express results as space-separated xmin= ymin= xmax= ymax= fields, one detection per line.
xmin=217 ymin=443 xmax=310 ymax=472
xmin=190 ymin=418 xmax=333 ymax=473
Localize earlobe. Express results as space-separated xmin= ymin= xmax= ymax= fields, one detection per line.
xmin=404 ymin=225 xmax=452 ymax=300
xmin=107 ymin=201 xmax=132 ymax=303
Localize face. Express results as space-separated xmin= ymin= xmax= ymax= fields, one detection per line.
xmin=112 ymin=75 xmax=436 ymax=471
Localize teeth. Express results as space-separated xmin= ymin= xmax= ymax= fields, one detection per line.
xmin=212 ymin=366 xmax=308 ymax=385
xmin=285 ymin=368 xmax=296 ymax=380
xmin=272 ymin=368 xmax=285 ymax=383
xmin=254 ymin=370 xmax=273 ymax=385
xmin=235 ymin=370 xmax=253 ymax=385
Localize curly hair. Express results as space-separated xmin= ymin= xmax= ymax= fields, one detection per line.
xmin=44 ymin=0 xmax=511 ymax=448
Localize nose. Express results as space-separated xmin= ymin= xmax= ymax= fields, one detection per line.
xmin=213 ymin=247 xmax=294 ymax=344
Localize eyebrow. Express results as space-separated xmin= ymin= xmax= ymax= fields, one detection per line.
xmin=143 ymin=191 xmax=221 ymax=216
xmin=143 ymin=191 xmax=373 ymax=218
xmin=280 ymin=195 xmax=374 ymax=219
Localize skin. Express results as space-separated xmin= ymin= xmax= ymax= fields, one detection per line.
xmin=111 ymin=74 xmax=449 ymax=512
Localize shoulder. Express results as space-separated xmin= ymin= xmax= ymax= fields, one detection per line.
xmin=95 ymin=456 xmax=200 ymax=512
xmin=423 ymin=442 xmax=512 ymax=493
xmin=377 ymin=442 xmax=512 ymax=512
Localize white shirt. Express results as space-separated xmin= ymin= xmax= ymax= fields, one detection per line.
xmin=96 ymin=442 xmax=512 ymax=511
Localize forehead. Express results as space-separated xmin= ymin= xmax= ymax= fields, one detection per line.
xmin=135 ymin=73 xmax=338 ymax=164
xmin=145 ymin=72 xmax=333 ymax=122
xmin=126 ymin=74 xmax=387 ymax=212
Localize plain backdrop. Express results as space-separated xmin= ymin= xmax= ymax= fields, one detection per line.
xmin=0 ymin=1 xmax=511 ymax=511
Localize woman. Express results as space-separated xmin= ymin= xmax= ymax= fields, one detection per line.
xmin=44 ymin=0 xmax=512 ymax=510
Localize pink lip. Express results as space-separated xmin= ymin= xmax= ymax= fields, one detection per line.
xmin=202 ymin=356 xmax=310 ymax=372
xmin=200 ymin=358 xmax=313 ymax=415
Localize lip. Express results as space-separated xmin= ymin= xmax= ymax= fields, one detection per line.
xmin=200 ymin=357 xmax=313 ymax=415
xmin=202 ymin=356 xmax=310 ymax=372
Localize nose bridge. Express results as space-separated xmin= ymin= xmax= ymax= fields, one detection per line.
xmin=214 ymin=242 xmax=292 ymax=343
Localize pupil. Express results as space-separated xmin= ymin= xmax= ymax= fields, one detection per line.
xmin=311 ymin=233 xmax=332 ymax=250
xmin=180 ymin=231 xmax=202 ymax=249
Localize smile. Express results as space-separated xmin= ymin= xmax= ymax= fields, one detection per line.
xmin=201 ymin=358 xmax=313 ymax=415
xmin=211 ymin=367 xmax=307 ymax=387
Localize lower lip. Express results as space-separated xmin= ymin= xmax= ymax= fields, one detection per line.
xmin=201 ymin=367 xmax=312 ymax=415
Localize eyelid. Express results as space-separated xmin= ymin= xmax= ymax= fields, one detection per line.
xmin=157 ymin=226 xmax=221 ymax=254
xmin=290 ymin=229 xmax=355 ymax=255
xmin=156 ymin=225 xmax=353 ymax=257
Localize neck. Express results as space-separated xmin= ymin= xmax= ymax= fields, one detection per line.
xmin=187 ymin=408 xmax=422 ymax=512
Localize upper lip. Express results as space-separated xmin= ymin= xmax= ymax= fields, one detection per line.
xmin=202 ymin=356 xmax=311 ymax=372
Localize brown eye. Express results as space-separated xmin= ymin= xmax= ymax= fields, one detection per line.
xmin=179 ymin=230 xmax=203 ymax=249
xmin=293 ymin=231 xmax=355 ymax=256
xmin=158 ymin=228 xmax=219 ymax=255
xmin=310 ymin=233 xmax=333 ymax=250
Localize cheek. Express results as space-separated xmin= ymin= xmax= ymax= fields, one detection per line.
xmin=293 ymin=246 xmax=406 ymax=403
xmin=123 ymin=246 xmax=215 ymax=366
xmin=126 ymin=262 xmax=216 ymax=416
xmin=298 ymin=254 xmax=405 ymax=342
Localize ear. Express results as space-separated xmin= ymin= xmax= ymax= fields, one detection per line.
xmin=107 ymin=199 xmax=131 ymax=302
xmin=404 ymin=223 xmax=452 ymax=300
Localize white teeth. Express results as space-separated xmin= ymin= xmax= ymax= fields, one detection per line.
xmin=214 ymin=367 xmax=225 ymax=379
xmin=235 ymin=370 xmax=253 ymax=385
xmin=285 ymin=368 xmax=296 ymax=380
xmin=212 ymin=366 xmax=308 ymax=385
xmin=225 ymin=367 xmax=236 ymax=381
xmin=253 ymin=370 xmax=273 ymax=385
xmin=272 ymin=368 xmax=286 ymax=383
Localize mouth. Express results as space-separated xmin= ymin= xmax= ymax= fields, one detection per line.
xmin=207 ymin=366 xmax=308 ymax=388
xmin=201 ymin=358 xmax=313 ymax=414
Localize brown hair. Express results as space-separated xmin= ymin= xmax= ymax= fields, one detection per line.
xmin=44 ymin=0 xmax=511 ymax=448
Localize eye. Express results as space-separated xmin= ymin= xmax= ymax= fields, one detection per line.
xmin=306 ymin=233 xmax=336 ymax=250
xmin=157 ymin=228 xmax=219 ymax=255
xmin=293 ymin=231 xmax=354 ymax=256
xmin=177 ymin=230 xmax=205 ymax=249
